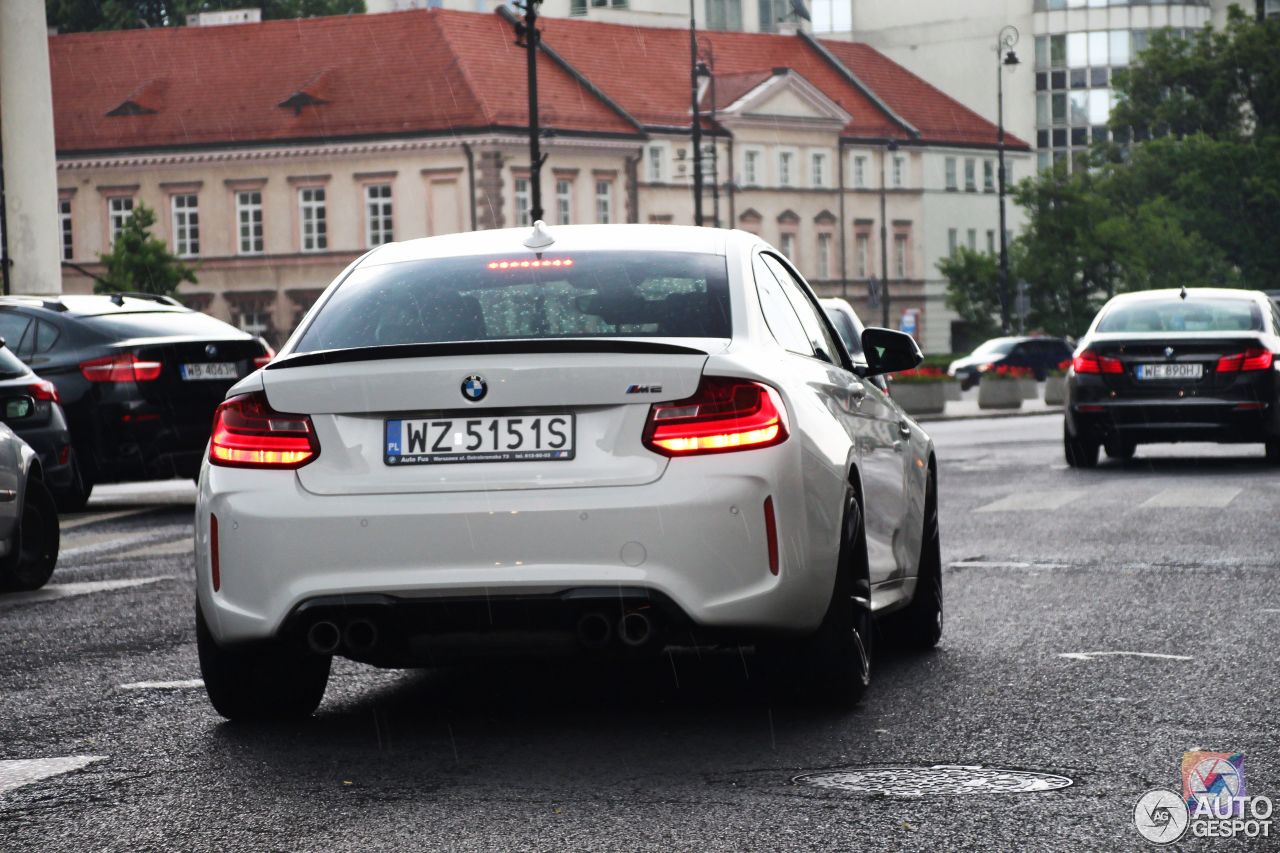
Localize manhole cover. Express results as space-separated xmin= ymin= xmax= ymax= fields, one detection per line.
xmin=794 ymin=765 xmax=1074 ymax=797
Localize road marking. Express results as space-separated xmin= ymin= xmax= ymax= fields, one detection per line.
xmin=951 ymin=561 xmax=1031 ymax=569
xmin=59 ymin=507 xmax=157 ymax=532
xmin=60 ymin=525 xmax=192 ymax=561
xmin=112 ymin=538 xmax=193 ymax=561
xmin=975 ymin=490 xmax=1087 ymax=513
xmin=0 ymin=756 xmax=105 ymax=796
xmin=1140 ymin=487 xmax=1241 ymax=509
xmin=1058 ymin=651 xmax=1194 ymax=662
xmin=119 ymin=679 xmax=203 ymax=690
xmin=0 ymin=577 xmax=169 ymax=608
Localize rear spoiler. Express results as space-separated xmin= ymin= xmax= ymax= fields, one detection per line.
xmin=267 ymin=339 xmax=714 ymax=370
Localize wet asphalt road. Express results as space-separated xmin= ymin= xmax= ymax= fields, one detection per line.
xmin=1 ymin=415 xmax=1278 ymax=852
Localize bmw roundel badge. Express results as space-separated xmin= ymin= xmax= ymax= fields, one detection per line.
xmin=461 ymin=374 xmax=487 ymax=402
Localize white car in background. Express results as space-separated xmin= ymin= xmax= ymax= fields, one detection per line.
xmin=195 ymin=224 xmax=942 ymax=720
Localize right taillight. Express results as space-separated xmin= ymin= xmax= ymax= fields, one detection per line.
xmin=209 ymin=391 xmax=318 ymax=469
xmin=27 ymin=380 xmax=60 ymax=403
xmin=80 ymin=353 xmax=163 ymax=383
xmin=1218 ymin=347 xmax=1273 ymax=373
xmin=643 ymin=377 xmax=788 ymax=456
xmin=1072 ymin=350 xmax=1123 ymax=374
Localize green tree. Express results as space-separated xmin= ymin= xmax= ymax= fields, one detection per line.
xmin=1009 ymin=9 xmax=1279 ymax=336
xmin=937 ymin=248 xmax=1001 ymax=341
xmin=1110 ymin=6 xmax=1280 ymax=141
xmin=46 ymin=0 xmax=366 ymax=32
xmin=97 ymin=203 xmax=197 ymax=297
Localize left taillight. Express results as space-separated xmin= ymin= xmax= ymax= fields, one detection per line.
xmin=27 ymin=380 xmax=59 ymax=403
xmin=209 ymin=391 xmax=318 ymax=469
xmin=253 ymin=341 xmax=276 ymax=370
xmin=643 ymin=377 xmax=788 ymax=457
xmin=80 ymin=353 xmax=162 ymax=383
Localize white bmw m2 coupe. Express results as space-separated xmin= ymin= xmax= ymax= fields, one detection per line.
xmin=195 ymin=224 xmax=942 ymax=720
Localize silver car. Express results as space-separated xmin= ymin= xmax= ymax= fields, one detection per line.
xmin=0 ymin=395 xmax=61 ymax=591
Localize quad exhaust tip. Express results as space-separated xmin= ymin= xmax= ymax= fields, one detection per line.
xmin=306 ymin=620 xmax=341 ymax=655
xmin=618 ymin=611 xmax=654 ymax=648
xmin=576 ymin=611 xmax=613 ymax=648
xmin=343 ymin=619 xmax=379 ymax=654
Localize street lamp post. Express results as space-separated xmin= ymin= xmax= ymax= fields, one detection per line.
xmin=696 ymin=40 xmax=719 ymax=228
xmin=515 ymin=0 xmax=546 ymax=224
xmin=879 ymin=139 xmax=898 ymax=329
xmin=689 ymin=0 xmax=704 ymax=226
xmin=996 ymin=25 xmax=1020 ymax=335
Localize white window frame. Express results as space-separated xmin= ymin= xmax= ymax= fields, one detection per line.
xmin=778 ymin=149 xmax=796 ymax=187
xmin=852 ymin=154 xmax=867 ymax=189
xmin=514 ymin=178 xmax=531 ymax=228
xmin=810 ymin=151 xmax=828 ymax=188
xmin=983 ymin=160 xmax=995 ymax=192
xmin=944 ymin=157 xmax=958 ymax=191
xmin=892 ymin=155 xmax=905 ymax=189
xmin=170 ymin=193 xmax=199 ymax=258
xmin=893 ymin=233 xmax=908 ymax=279
xmin=298 ymin=187 xmax=327 ymax=253
xmin=363 ymin=183 xmax=394 ymax=247
xmin=59 ymin=198 xmax=73 ymax=261
xmin=236 ymin=190 xmax=264 ymax=255
xmin=556 ymin=179 xmax=572 ymax=225
xmin=779 ymin=231 xmax=796 ymax=261
xmin=964 ymin=158 xmax=977 ymax=192
xmin=108 ymin=196 xmax=134 ymax=245
xmin=743 ymin=148 xmax=762 ymax=186
xmin=595 ymin=179 xmax=612 ymax=224
xmin=854 ymin=233 xmax=869 ymax=278
xmin=238 ymin=306 xmax=271 ymax=339
xmin=648 ymin=145 xmax=664 ymax=183
xmin=816 ymin=232 xmax=831 ymax=279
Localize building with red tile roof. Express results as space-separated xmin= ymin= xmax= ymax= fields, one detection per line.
xmin=50 ymin=9 xmax=1029 ymax=352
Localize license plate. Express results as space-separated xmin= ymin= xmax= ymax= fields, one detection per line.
xmin=384 ymin=414 xmax=575 ymax=465
xmin=1136 ymin=363 xmax=1203 ymax=380
xmin=180 ymin=362 xmax=239 ymax=381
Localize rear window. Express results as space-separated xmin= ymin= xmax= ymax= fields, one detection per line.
xmin=1097 ymin=298 xmax=1263 ymax=333
xmin=0 ymin=346 xmax=28 ymax=380
xmin=295 ymin=251 xmax=731 ymax=353
xmin=82 ymin=311 xmax=245 ymax=340
xmin=973 ymin=339 xmax=1018 ymax=356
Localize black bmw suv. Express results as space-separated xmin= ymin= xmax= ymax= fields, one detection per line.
xmin=0 ymin=294 xmax=272 ymax=494
xmin=1065 ymin=288 xmax=1280 ymax=467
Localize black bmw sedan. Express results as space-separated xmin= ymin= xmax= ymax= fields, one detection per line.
xmin=0 ymin=294 xmax=272 ymax=494
xmin=1064 ymin=288 xmax=1280 ymax=467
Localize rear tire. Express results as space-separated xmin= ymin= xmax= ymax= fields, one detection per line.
xmin=884 ymin=469 xmax=943 ymax=651
xmin=0 ymin=477 xmax=60 ymax=591
xmin=54 ymin=453 xmax=93 ymax=514
xmin=197 ymin=603 xmax=331 ymax=721
xmin=1064 ymin=423 xmax=1099 ymax=469
xmin=763 ymin=488 xmax=873 ymax=707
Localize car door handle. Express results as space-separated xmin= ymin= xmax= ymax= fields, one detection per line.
xmin=898 ymin=420 xmax=912 ymax=439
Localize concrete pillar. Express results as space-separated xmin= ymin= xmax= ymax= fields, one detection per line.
xmin=0 ymin=0 xmax=62 ymax=295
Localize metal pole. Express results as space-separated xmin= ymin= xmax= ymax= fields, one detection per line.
xmin=879 ymin=144 xmax=890 ymax=329
xmin=837 ymin=139 xmax=847 ymax=300
xmin=524 ymin=0 xmax=545 ymax=224
xmin=710 ymin=73 xmax=720 ymax=227
xmin=0 ymin=140 xmax=10 ymax=296
xmin=690 ymin=0 xmax=704 ymax=226
xmin=996 ymin=26 xmax=1018 ymax=336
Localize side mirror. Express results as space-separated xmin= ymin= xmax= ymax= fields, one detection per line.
xmin=861 ymin=327 xmax=923 ymax=377
xmin=2 ymin=396 xmax=35 ymax=422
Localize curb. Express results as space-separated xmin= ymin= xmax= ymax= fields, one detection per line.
xmin=914 ymin=407 xmax=1063 ymax=423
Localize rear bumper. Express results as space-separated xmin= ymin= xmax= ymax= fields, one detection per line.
xmin=195 ymin=443 xmax=832 ymax=647
xmin=1066 ymin=399 xmax=1278 ymax=443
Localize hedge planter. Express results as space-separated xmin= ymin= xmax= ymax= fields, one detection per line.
xmin=890 ymin=382 xmax=947 ymax=415
xmin=944 ymin=381 xmax=962 ymax=402
xmin=978 ymin=379 xmax=1024 ymax=410
xmin=1044 ymin=375 xmax=1067 ymax=406
xmin=1019 ymin=378 xmax=1040 ymax=400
